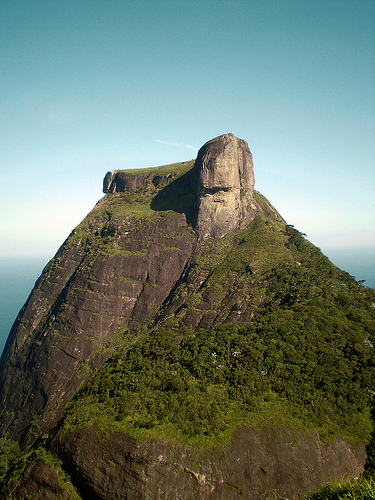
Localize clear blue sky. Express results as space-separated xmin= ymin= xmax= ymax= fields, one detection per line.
xmin=1 ymin=0 xmax=374 ymax=262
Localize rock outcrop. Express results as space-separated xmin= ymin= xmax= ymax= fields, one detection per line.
xmin=0 ymin=209 xmax=196 ymax=443
xmin=195 ymin=133 xmax=258 ymax=239
xmin=49 ymin=427 xmax=366 ymax=500
xmin=103 ymin=133 xmax=265 ymax=240
xmin=5 ymin=425 xmax=366 ymax=500
xmin=103 ymin=169 xmax=149 ymax=193
xmin=0 ymin=133 xmax=374 ymax=500
xmin=103 ymin=169 xmax=182 ymax=194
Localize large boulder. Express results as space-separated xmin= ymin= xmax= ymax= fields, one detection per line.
xmin=195 ymin=133 xmax=258 ymax=239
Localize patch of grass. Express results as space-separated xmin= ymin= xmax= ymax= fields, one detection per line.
xmin=303 ymin=475 xmax=375 ymax=500
xmin=0 ymin=438 xmax=20 ymax=484
xmin=95 ymin=192 xmax=155 ymax=220
xmin=0 ymin=439 xmax=82 ymax=499
xmin=114 ymin=160 xmax=194 ymax=177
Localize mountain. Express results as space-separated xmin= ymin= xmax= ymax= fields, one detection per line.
xmin=0 ymin=133 xmax=374 ymax=499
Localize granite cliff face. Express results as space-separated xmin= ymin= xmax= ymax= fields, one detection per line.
xmin=0 ymin=134 xmax=374 ymax=499
xmin=195 ymin=133 xmax=257 ymax=239
xmin=0 ymin=134 xmax=273 ymax=444
xmin=45 ymin=427 xmax=365 ymax=500
xmin=104 ymin=132 xmax=263 ymax=240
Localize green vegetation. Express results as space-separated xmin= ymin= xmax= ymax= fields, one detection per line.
xmin=2 ymin=158 xmax=375 ymax=497
xmin=0 ymin=438 xmax=20 ymax=484
xmin=115 ymin=160 xmax=194 ymax=178
xmin=59 ymin=225 xmax=375 ymax=448
xmin=303 ymin=474 xmax=375 ymax=500
xmin=61 ymin=303 xmax=374 ymax=446
xmin=0 ymin=438 xmax=81 ymax=499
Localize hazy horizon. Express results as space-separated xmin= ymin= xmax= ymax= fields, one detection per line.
xmin=1 ymin=0 xmax=374 ymax=260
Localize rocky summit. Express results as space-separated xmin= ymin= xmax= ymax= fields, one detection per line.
xmin=194 ymin=133 xmax=257 ymax=239
xmin=0 ymin=133 xmax=375 ymax=499
xmin=104 ymin=132 xmax=264 ymax=239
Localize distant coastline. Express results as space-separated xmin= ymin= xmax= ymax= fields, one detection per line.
xmin=325 ymin=247 xmax=375 ymax=290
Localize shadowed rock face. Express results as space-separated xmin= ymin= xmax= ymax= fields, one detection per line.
xmin=195 ymin=133 xmax=257 ymax=239
xmin=103 ymin=133 xmax=261 ymax=240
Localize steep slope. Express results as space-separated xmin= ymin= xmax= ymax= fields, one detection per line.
xmin=0 ymin=134 xmax=375 ymax=499
xmin=0 ymin=161 xmax=197 ymax=444
xmin=0 ymin=133 xmax=275 ymax=445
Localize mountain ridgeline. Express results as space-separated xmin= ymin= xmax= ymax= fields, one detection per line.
xmin=0 ymin=133 xmax=374 ymax=499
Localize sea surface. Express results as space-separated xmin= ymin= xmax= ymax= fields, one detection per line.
xmin=0 ymin=249 xmax=374 ymax=357
xmin=0 ymin=256 xmax=49 ymax=356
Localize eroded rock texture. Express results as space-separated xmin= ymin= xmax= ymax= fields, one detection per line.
xmin=12 ymin=426 xmax=366 ymax=500
xmin=103 ymin=133 xmax=264 ymax=240
xmin=0 ymin=210 xmax=195 ymax=443
xmin=195 ymin=133 xmax=258 ymax=239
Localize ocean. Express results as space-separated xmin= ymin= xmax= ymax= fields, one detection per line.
xmin=0 ymin=256 xmax=49 ymax=356
xmin=0 ymin=249 xmax=374 ymax=357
